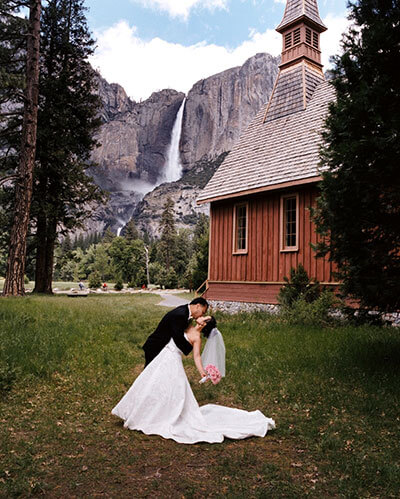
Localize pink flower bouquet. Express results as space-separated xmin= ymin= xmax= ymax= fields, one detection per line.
xmin=199 ymin=364 xmax=222 ymax=385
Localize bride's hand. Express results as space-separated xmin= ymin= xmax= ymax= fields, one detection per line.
xmin=196 ymin=315 xmax=211 ymax=326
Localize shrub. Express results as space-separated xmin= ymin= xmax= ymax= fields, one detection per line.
xmin=148 ymin=262 xmax=163 ymax=285
xmin=341 ymin=307 xmax=388 ymax=327
xmin=88 ymin=271 xmax=102 ymax=289
xmin=114 ymin=278 xmax=123 ymax=291
xmin=278 ymin=264 xmax=321 ymax=306
xmin=279 ymin=290 xmax=339 ymax=328
xmin=164 ymin=268 xmax=178 ymax=289
xmin=278 ymin=265 xmax=341 ymax=327
xmin=128 ymin=269 xmax=147 ymax=289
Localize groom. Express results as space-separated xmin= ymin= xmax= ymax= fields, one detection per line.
xmin=143 ymin=297 xmax=209 ymax=366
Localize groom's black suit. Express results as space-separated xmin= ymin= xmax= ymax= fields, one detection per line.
xmin=143 ymin=304 xmax=193 ymax=366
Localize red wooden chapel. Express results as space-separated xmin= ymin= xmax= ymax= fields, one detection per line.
xmin=197 ymin=0 xmax=338 ymax=306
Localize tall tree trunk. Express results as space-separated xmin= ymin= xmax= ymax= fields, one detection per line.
xmin=33 ymin=214 xmax=56 ymax=294
xmin=3 ymin=0 xmax=41 ymax=297
xmin=33 ymin=211 xmax=48 ymax=293
xmin=44 ymin=216 xmax=57 ymax=293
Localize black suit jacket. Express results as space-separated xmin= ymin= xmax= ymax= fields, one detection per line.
xmin=143 ymin=304 xmax=193 ymax=366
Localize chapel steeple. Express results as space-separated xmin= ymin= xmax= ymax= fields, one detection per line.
xmin=262 ymin=0 xmax=327 ymax=123
xmin=276 ymin=0 xmax=327 ymax=70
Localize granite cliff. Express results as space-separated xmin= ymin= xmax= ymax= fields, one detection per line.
xmin=89 ymin=54 xmax=279 ymax=236
xmin=181 ymin=53 xmax=279 ymax=169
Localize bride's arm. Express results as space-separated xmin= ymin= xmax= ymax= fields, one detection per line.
xmin=193 ymin=337 xmax=207 ymax=378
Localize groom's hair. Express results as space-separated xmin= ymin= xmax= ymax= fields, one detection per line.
xmin=202 ymin=316 xmax=216 ymax=338
xmin=190 ymin=297 xmax=208 ymax=309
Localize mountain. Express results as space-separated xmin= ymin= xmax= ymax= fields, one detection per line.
xmin=181 ymin=53 xmax=279 ymax=168
xmin=88 ymin=78 xmax=185 ymax=233
xmin=88 ymin=53 xmax=280 ymax=236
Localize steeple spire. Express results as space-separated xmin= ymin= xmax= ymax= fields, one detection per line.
xmin=276 ymin=0 xmax=326 ymax=33
xmin=262 ymin=0 xmax=327 ymax=123
xmin=276 ymin=0 xmax=327 ymax=70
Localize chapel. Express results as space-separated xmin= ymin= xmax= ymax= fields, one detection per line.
xmin=197 ymin=0 xmax=338 ymax=306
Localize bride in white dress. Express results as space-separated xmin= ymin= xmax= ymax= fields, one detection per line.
xmin=111 ymin=317 xmax=275 ymax=444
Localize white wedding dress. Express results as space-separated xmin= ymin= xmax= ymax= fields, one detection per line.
xmin=111 ymin=337 xmax=275 ymax=444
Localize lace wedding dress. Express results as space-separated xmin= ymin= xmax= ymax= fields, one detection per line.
xmin=111 ymin=338 xmax=275 ymax=444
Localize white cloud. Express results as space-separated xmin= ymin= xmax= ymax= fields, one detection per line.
xmin=90 ymin=20 xmax=280 ymax=101
xmin=90 ymin=12 xmax=350 ymax=102
xmin=131 ymin=0 xmax=228 ymax=20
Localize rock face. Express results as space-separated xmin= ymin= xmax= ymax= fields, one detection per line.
xmin=91 ymin=81 xmax=185 ymax=191
xmin=134 ymin=153 xmax=229 ymax=238
xmin=96 ymin=74 xmax=135 ymax=121
xmin=88 ymin=54 xmax=280 ymax=235
xmin=88 ymin=77 xmax=185 ymax=231
xmin=180 ymin=53 xmax=279 ymax=169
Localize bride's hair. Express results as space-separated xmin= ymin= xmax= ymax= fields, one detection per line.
xmin=202 ymin=317 xmax=216 ymax=338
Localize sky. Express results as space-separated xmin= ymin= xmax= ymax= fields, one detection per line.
xmin=85 ymin=0 xmax=351 ymax=102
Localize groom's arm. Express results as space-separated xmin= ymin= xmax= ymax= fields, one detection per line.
xmin=168 ymin=310 xmax=192 ymax=355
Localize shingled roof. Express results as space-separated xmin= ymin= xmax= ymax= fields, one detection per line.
xmin=197 ymin=74 xmax=335 ymax=204
xmin=276 ymin=0 xmax=326 ymax=32
xmin=264 ymin=63 xmax=325 ymax=122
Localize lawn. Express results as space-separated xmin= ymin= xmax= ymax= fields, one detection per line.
xmin=1 ymin=294 xmax=399 ymax=497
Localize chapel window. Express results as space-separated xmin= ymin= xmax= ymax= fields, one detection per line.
xmin=281 ymin=194 xmax=299 ymax=251
xmin=233 ymin=203 xmax=248 ymax=254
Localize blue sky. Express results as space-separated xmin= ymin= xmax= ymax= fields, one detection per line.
xmin=86 ymin=0 xmax=351 ymax=101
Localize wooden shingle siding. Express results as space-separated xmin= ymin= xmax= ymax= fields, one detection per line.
xmin=276 ymin=0 xmax=326 ymax=32
xmin=265 ymin=65 xmax=305 ymax=122
xmin=207 ymin=184 xmax=336 ymax=291
xmin=197 ymin=78 xmax=335 ymax=204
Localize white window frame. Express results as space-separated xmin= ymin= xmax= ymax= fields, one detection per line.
xmin=280 ymin=193 xmax=299 ymax=252
xmin=233 ymin=202 xmax=248 ymax=255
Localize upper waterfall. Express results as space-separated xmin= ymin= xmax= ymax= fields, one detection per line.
xmin=163 ymin=98 xmax=186 ymax=182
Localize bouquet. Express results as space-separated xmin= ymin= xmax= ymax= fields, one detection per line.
xmin=199 ymin=364 xmax=222 ymax=385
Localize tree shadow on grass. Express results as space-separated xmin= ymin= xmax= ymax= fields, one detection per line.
xmin=342 ymin=339 xmax=400 ymax=374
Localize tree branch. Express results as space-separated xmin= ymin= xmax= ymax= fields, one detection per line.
xmin=0 ymin=174 xmax=18 ymax=186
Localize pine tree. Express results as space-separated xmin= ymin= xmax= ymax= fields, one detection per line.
xmin=192 ymin=214 xmax=209 ymax=290
xmin=32 ymin=0 xmax=103 ymax=293
xmin=314 ymin=0 xmax=400 ymax=311
xmin=158 ymin=197 xmax=177 ymax=270
xmin=124 ymin=218 xmax=139 ymax=241
xmin=174 ymin=229 xmax=192 ymax=276
xmin=0 ymin=0 xmax=27 ymax=181
xmin=103 ymin=227 xmax=116 ymax=243
xmin=2 ymin=0 xmax=41 ymax=296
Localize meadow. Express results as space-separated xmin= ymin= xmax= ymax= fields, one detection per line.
xmin=1 ymin=294 xmax=399 ymax=498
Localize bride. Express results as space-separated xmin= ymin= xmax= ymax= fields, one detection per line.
xmin=111 ymin=317 xmax=275 ymax=444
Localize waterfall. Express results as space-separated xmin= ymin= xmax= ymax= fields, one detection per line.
xmin=163 ymin=98 xmax=186 ymax=182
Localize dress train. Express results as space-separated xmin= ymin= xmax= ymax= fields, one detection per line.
xmin=111 ymin=339 xmax=275 ymax=444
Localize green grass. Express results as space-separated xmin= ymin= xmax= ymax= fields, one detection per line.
xmin=0 ymin=296 xmax=399 ymax=497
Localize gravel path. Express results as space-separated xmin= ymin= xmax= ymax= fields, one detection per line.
xmin=156 ymin=292 xmax=190 ymax=308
